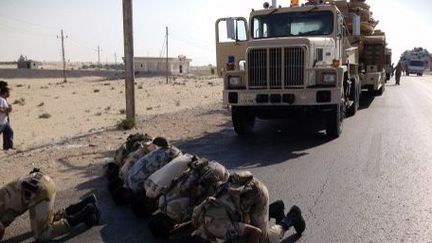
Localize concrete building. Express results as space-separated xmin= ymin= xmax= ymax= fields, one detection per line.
xmin=17 ymin=55 xmax=41 ymax=69
xmin=134 ymin=56 xmax=191 ymax=75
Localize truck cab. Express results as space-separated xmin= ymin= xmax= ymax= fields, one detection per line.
xmin=216 ymin=2 xmax=360 ymax=138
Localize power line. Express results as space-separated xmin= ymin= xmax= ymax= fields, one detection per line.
xmin=0 ymin=22 xmax=55 ymax=38
xmin=0 ymin=12 xmax=59 ymax=31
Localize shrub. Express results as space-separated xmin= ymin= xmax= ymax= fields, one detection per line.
xmin=117 ymin=118 xmax=136 ymax=130
xmin=119 ymin=109 xmax=126 ymax=114
xmin=39 ymin=113 xmax=51 ymax=119
xmin=93 ymin=89 xmax=100 ymax=93
xmin=13 ymin=98 xmax=25 ymax=106
xmin=37 ymin=102 xmax=44 ymax=107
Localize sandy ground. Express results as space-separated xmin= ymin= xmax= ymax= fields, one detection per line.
xmin=1 ymin=75 xmax=222 ymax=151
xmin=0 ymin=101 xmax=231 ymax=242
xmin=0 ymin=72 xmax=229 ymax=242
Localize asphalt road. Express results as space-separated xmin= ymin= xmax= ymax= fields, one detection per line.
xmin=3 ymin=74 xmax=432 ymax=242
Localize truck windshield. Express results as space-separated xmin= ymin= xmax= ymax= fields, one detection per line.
xmin=409 ymin=61 xmax=424 ymax=67
xmin=252 ymin=11 xmax=334 ymax=39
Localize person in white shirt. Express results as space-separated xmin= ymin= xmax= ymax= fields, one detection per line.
xmin=0 ymin=87 xmax=13 ymax=150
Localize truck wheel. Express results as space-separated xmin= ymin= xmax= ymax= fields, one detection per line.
xmin=419 ymin=73 xmax=423 ymax=77
xmin=326 ymin=102 xmax=345 ymax=138
xmin=347 ymin=80 xmax=359 ymax=117
xmin=232 ymin=106 xmax=255 ymax=135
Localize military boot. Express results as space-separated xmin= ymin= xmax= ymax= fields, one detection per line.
xmin=280 ymin=205 xmax=306 ymax=235
xmin=65 ymin=194 xmax=98 ymax=216
xmin=66 ymin=204 xmax=100 ymax=228
xmin=269 ymin=200 xmax=285 ymax=224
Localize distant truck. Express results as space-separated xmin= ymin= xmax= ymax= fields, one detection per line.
xmin=406 ymin=60 xmax=426 ymax=76
xmin=216 ymin=0 xmax=389 ymax=137
xmin=400 ymin=47 xmax=431 ymax=76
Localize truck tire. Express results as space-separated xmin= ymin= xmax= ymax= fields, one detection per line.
xmin=232 ymin=106 xmax=255 ymax=135
xmin=326 ymin=102 xmax=345 ymax=138
xmin=420 ymin=73 xmax=423 ymax=77
xmin=347 ymin=79 xmax=359 ymax=117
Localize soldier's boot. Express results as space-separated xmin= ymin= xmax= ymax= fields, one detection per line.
xmin=269 ymin=200 xmax=285 ymax=224
xmin=65 ymin=194 xmax=99 ymax=216
xmin=66 ymin=204 xmax=100 ymax=228
xmin=280 ymin=205 xmax=306 ymax=235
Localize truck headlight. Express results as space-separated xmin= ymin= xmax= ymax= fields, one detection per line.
xmin=228 ymin=76 xmax=243 ymax=88
xmin=323 ymin=73 xmax=337 ymax=84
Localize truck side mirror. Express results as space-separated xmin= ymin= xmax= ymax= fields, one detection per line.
xmin=226 ymin=18 xmax=236 ymax=40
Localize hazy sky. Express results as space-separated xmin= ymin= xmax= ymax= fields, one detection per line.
xmin=0 ymin=0 xmax=431 ymax=65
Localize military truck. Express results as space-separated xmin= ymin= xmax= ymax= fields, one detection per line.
xmin=406 ymin=60 xmax=426 ymax=76
xmin=216 ymin=0 xmax=388 ymax=137
xmin=400 ymin=48 xmax=431 ymax=76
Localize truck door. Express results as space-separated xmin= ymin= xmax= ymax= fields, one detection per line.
xmin=215 ymin=18 xmax=248 ymax=77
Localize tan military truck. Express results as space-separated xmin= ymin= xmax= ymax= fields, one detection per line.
xmin=215 ymin=0 xmax=388 ymax=137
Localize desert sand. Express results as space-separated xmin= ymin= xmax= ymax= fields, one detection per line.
xmin=2 ymin=74 xmax=222 ymax=151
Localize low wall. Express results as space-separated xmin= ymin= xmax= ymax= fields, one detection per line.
xmin=0 ymin=69 xmax=123 ymax=79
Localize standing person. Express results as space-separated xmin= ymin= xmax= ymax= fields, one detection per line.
xmin=395 ymin=62 xmax=402 ymax=86
xmin=0 ymin=87 xmax=13 ymax=150
xmin=0 ymin=169 xmax=100 ymax=241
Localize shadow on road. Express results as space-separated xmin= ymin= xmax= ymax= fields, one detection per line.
xmin=281 ymin=233 xmax=302 ymax=243
xmin=359 ymin=94 xmax=375 ymax=110
xmin=2 ymin=232 xmax=33 ymax=243
xmin=176 ymin=118 xmax=331 ymax=169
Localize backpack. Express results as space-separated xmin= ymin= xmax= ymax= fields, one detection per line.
xmin=145 ymin=154 xmax=195 ymax=199
xmin=158 ymin=157 xmax=230 ymax=223
xmin=190 ymin=171 xmax=259 ymax=241
xmin=113 ymin=133 xmax=153 ymax=165
xmin=125 ymin=146 xmax=182 ymax=193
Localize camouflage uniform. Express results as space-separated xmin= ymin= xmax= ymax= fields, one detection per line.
xmin=119 ymin=143 xmax=156 ymax=180
xmin=191 ymin=172 xmax=285 ymax=243
xmin=158 ymin=158 xmax=230 ymax=223
xmin=113 ymin=133 xmax=153 ymax=166
xmin=124 ymin=145 xmax=182 ymax=193
xmin=0 ymin=172 xmax=70 ymax=241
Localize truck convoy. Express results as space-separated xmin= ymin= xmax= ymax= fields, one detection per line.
xmin=216 ymin=0 xmax=390 ymax=137
xmin=400 ymin=47 xmax=431 ymax=76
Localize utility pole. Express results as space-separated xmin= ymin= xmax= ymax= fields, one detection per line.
xmin=166 ymin=26 xmax=169 ymax=84
xmin=57 ymin=29 xmax=68 ymax=83
xmin=122 ymin=0 xmax=135 ymax=121
xmin=96 ymin=45 xmax=103 ymax=68
xmin=114 ymin=52 xmax=117 ymax=65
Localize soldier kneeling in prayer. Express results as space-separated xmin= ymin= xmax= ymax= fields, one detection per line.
xmin=0 ymin=169 xmax=100 ymax=242
xmin=185 ymin=171 xmax=306 ymax=243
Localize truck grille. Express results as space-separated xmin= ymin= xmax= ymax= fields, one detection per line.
xmin=248 ymin=47 xmax=305 ymax=89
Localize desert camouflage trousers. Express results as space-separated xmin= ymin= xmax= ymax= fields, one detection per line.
xmin=0 ymin=173 xmax=70 ymax=241
xmin=28 ymin=175 xmax=70 ymax=241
